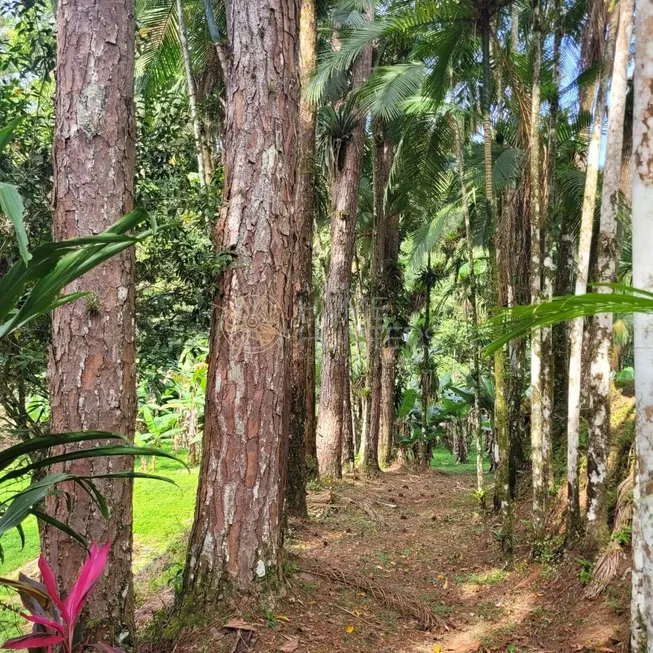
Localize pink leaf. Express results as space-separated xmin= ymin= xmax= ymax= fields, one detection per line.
xmin=23 ymin=612 xmax=65 ymax=635
xmin=37 ymin=554 xmax=67 ymax=621
xmin=2 ymin=632 xmax=64 ymax=649
xmin=63 ymin=542 xmax=109 ymax=627
xmin=91 ymin=644 xmax=127 ymax=652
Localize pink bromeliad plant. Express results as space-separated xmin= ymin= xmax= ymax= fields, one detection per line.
xmin=0 ymin=543 xmax=124 ymax=653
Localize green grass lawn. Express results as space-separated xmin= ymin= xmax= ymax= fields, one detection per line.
xmin=0 ymin=455 xmax=198 ymax=641
xmin=0 ymin=456 xmax=198 ymax=576
xmin=430 ymin=444 xmax=492 ymax=475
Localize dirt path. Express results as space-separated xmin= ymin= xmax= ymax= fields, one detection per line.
xmin=157 ymin=467 xmax=630 ymax=653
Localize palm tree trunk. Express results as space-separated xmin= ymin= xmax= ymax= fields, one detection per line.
xmin=43 ymin=0 xmax=137 ymax=644
xmin=360 ymin=121 xmax=391 ymax=476
xmin=316 ymin=15 xmax=373 ymax=477
xmin=419 ymin=256 xmax=433 ymax=467
xmin=529 ymin=0 xmax=546 ymax=538
xmin=453 ymin=119 xmax=484 ymax=497
xmin=481 ymin=14 xmax=509 ymax=522
xmin=180 ymin=0 xmax=299 ymax=601
xmin=631 ymin=3 xmax=653 ymax=644
xmin=566 ymin=4 xmax=618 ymax=538
xmin=378 ymin=201 xmax=400 ymax=467
xmin=342 ymin=327 xmax=355 ymax=471
xmin=540 ymin=0 xmax=561 ymax=499
xmin=176 ymin=0 xmax=209 ymax=186
xmin=511 ymin=1 xmax=518 ymax=51
xmin=286 ymin=0 xmax=317 ymax=518
xmin=631 ymin=460 xmax=646 ymax=650
xmin=585 ymin=0 xmax=633 ymax=546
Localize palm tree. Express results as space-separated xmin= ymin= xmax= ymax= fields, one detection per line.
xmin=565 ymin=1 xmax=619 ymax=538
xmin=315 ymin=4 xmax=374 ymax=478
xmin=631 ymin=0 xmax=653 ymax=643
xmin=585 ymin=0 xmax=633 ymax=546
xmin=528 ymin=0 xmax=546 ymax=538
xmin=286 ymin=0 xmax=318 ymax=518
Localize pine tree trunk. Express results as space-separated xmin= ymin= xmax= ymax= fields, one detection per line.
xmin=177 ymin=0 xmax=210 ymax=186
xmin=585 ymin=0 xmax=633 ymax=546
xmin=315 ymin=22 xmax=373 ymax=478
xmin=43 ymin=0 xmax=137 ymax=645
xmin=180 ymin=0 xmax=299 ymax=601
xmin=286 ymin=0 xmax=317 ymax=518
xmin=566 ymin=7 xmax=618 ymax=538
xmin=360 ymin=121 xmax=391 ymax=476
xmin=631 ymin=3 xmax=653 ymax=643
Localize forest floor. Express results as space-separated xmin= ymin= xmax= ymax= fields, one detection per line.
xmin=141 ymin=458 xmax=631 ymax=653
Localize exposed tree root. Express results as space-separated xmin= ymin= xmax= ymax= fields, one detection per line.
xmin=298 ymin=560 xmax=443 ymax=631
xmin=307 ymin=490 xmax=384 ymax=522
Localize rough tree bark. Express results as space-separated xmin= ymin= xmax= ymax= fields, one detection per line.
xmin=631 ymin=2 xmax=653 ymax=644
xmin=43 ymin=0 xmax=137 ymax=646
xmin=286 ymin=0 xmax=317 ymax=518
xmin=585 ymin=0 xmax=633 ymax=546
xmin=179 ymin=0 xmax=299 ymax=602
xmin=566 ymin=6 xmax=617 ymax=538
xmin=315 ymin=17 xmax=373 ymax=477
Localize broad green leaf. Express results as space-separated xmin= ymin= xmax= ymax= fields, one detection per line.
xmin=0 ymin=118 xmax=22 ymax=154
xmin=0 ymin=432 xmax=126 ymax=472
xmin=0 ymin=181 xmax=30 ymax=263
xmin=0 ymin=444 xmax=188 ymax=483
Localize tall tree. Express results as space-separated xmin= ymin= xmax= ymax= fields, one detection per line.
xmin=378 ymin=209 xmax=401 ymax=467
xmin=287 ymin=0 xmax=317 ymax=517
xmin=585 ymin=0 xmax=633 ymax=545
xmin=453 ymin=117 xmax=483 ymax=500
xmin=176 ymin=0 xmax=211 ymax=186
xmin=360 ymin=120 xmax=392 ymax=476
xmin=631 ymin=0 xmax=653 ymax=644
xmin=529 ymin=0 xmax=546 ymax=538
xmin=43 ymin=0 xmax=138 ymax=645
xmin=180 ymin=0 xmax=299 ymax=601
xmin=566 ymin=3 xmax=618 ymax=537
xmin=316 ymin=8 xmax=373 ymax=477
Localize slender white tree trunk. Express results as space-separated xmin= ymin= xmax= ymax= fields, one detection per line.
xmin=586 ymin=0 xmax=633 ymax=545
xmin=566 ymin=6 xmax=618 ymax=536
xmin=540 ymin=0 xmax=561 ymax=499
xmin=631 ymin=462 xmax=647 ymax=651
xmin=631 ymin=0 xmax=653 ymax=644
xmin=176 ymin=0 xmax=208 ymax=186
xmin=529 ymin=0 xmax=545 ymax=537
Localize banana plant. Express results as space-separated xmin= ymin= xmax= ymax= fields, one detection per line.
xmin=0 ymin=119 xmax=186 ymax=558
